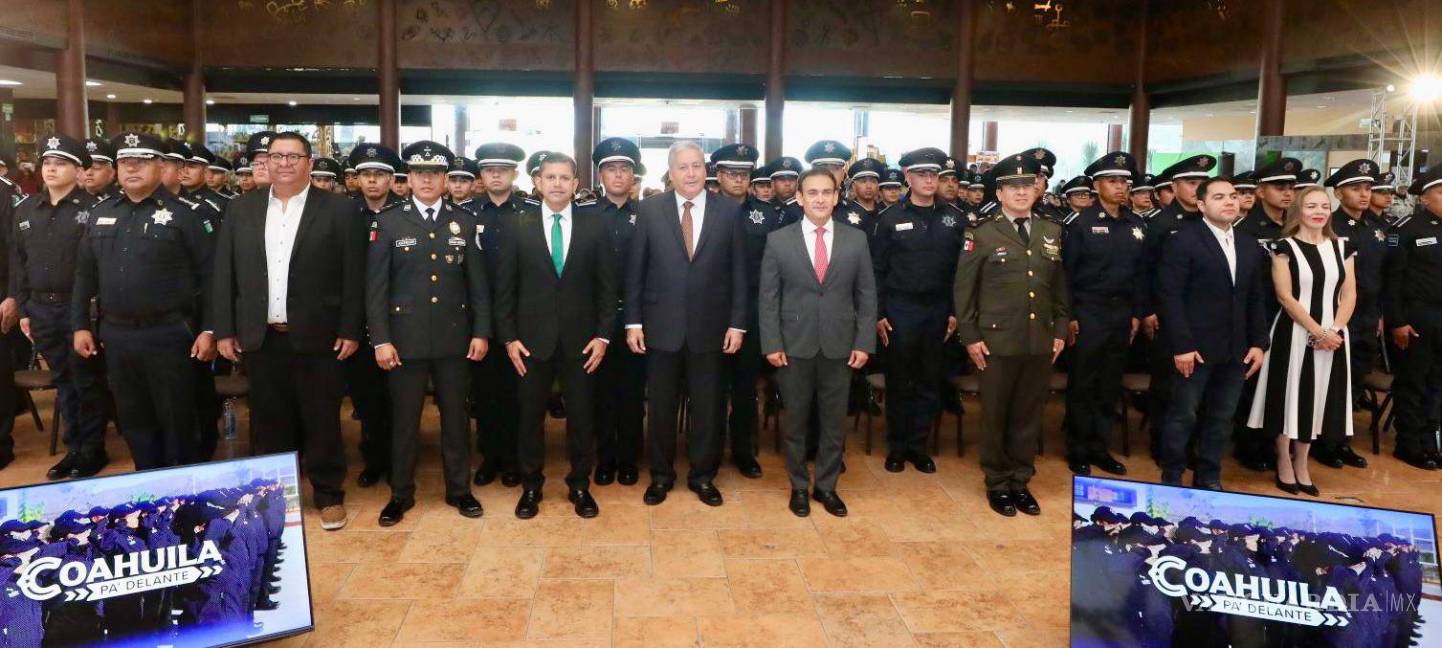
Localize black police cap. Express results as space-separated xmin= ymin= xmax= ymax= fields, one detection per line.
xmin=898 ymin=147 xmax=946 ymax=172
xmin=1408 ymin=165 xmax=1442 ymax=196
xmin=246 ymin=131 xmax=278 ymax=157
xmin=111 ymin=131 xmax=167 ymax=159
xmin=1084 ymin=151 xmax=1136 ymax=179
xmin=595 ymin=137 xmax=642 ymax=168
xmin=1373 ymin=171 xmax=1396 ymax=190
xmin=401 ymin=140 xmax=456 ymax=170
xmin=1231 ymin=170 xmax=1256 ymax=190
xmin=710 ymin=143 xmax=759 ymax=170
xmin=311 ymin=157 xmax=343 ymax=178
xmin=1131 ymin=173 xmax=1157 ymax=192
xmin=1323 ymin=159 xmax=1379 ymax=189
xmin=526 ymin=150 xmax=553 ymax=177
xmin=163 ymin=138 xmax=191 ymax=162
xmin=992 ymin=151 xmax=1045 ymax=183
xmin=1295 ymin=168 xmax=1322 ymax=189
xmin=1018 ymin=147 xmax=1057 ymax=177
xmin=39 ymin=134 xmax=92 ymax=169
xmin=448 ymin=156 xmax=480 ymax=178
xmin=349 ymin=144 xmax=402 ymax=174
xmin=879 ymin=167 xmax=904 ymax=187
xmin=768 ymin=157 xmax=802 ymax=179
xmin=846 ymin=157 xmax=885 ymax=180
xmin=474 ymin=142 xmax=526 ymax=169
xmin=1253 ymin=157 xmax=1302 ymax=184
xmin=939 ymin=156 xmax=961 ymax=177
xmin=804 ymin=140 xmax=851 ymax=167
xmin=1157 ymin=154 xmax=1217 ymax=182
xmin=750 ymin=166 xmax=772 ymax=184
xmin=1060 ymin=175 xmax=1093 ymax=195
xmin=84 ymin=137 xmax=116 ymax=164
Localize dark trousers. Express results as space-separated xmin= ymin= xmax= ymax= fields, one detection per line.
xmin=345 ymin=348 xmax=392 ymax=472
xmin=646 ymin=344 xmax=723 ymax=488
xmin=28 ymin=302 xmax=107 ymax=457
xmin=389 ymin=356 xmax=471 ymax=503
xmin=1393 ymin=308 xmax=1442 ymax=455
xmin=245 ymin=329 xmax=347 ymax=507
xmin=882 ymin=296 xmax=948 ymax=456
xmin=978 ymin=354 xmax=1051 ymax=491
xmin=1146 ymin=332 xmax=1173 ymax=460
xmin=0 ymin=329 xmax=16 ymax=461
xmin=595 ymin=338 xmax=644 ymax=469
xmin=719 ymin=329 xmax=761 ymax=462
xmin=1159 ymin=360 xmax=1245 ymax=485
xmin=472 ymin=351 xmax=518 ymax=471
xmin=100 ymin=320 xmax=197 ymax=469
xmin=517 ymin=348 xmax=597 ymax=490
xmin=194 ymin=358 xmax=219 ymax=461
xmin=1319 ymin=316 xmax=1379 ymax=454
xmin=776 ymin=354 xmax=851 ymax=492
xmin=1065 ymin=302 xmax=1129 ymax=462
xmin=1231 ymin=372 xmax=1271 ymax=463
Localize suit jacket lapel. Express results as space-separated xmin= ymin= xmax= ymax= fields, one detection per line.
xmin=288 ymin=190 xmax=322 ymax=266
xmin=692 ymin=197 xmax=720 ymax=260
xmin=994 ymin=216 xmax=1026 ymax=248
xmin=665 ymin=192 xmax=689 ymax=260
xmin=1198 ymin=225 xmax=1234 ymax=285
xmin=790 ymin=223 xmax=821 ymax=287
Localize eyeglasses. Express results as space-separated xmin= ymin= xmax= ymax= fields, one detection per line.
xmin=268 ymin=153 xmax=308 ymax=166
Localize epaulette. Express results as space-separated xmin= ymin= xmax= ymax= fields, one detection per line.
xmin=13 ymin=193 xmax=35 ymax=208
xmin=785 ymin=197 xmax=798 ymax=205
xmin=575 ymin=199 xmax=597 ymax=207
xmin=1392 ymin=216 xmax=1412 ymax=229
xmin=876 ymin=203 xmax=895 ymax=217
xmin=377 ymin=200 xmax=406 ymax=213
xmin=174 ymin=196 xmax=202 ymax=210
xmin=523 ymin=197 xmax=541 ymax=206
xmin=202 ymin=198 xmax=221 ymax=212
xmin=1064 ymin=211 xmax=1079 ymax=225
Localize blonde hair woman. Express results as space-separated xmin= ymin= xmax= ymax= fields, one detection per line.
xmin=1245 ymin=186 xmax=1357 ymax=496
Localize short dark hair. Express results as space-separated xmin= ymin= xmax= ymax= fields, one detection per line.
xmin=1197 ymin=176 xmax=1233 ymax=201
xmin=270 ymin=131 xmax=312 ymax=157
xmin=798 ymin=167 xmax=839 ymax=192
xmin=538 ymin=153 xmax=577 ymax=177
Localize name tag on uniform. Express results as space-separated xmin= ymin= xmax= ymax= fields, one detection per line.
xmin=448 ymin=236 xmax=466 ymax=247
xmin=395 ymin=237 xmax=417 ymax=248
xmin=895 ymin=222 xmax=914 ymax=232
xmin=1418 ymin=236 xmax=1438 ymax=247
xmin=95 ymin=217 xmax=117 ymax=226
xmin=1090 ymin=226 xmax=1108 ymax=234
xmin=17 ymin=221 xmax=28 ymax=230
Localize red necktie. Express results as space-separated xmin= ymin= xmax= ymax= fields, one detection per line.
xmin=814 ymin=225 xmax=829 ymax=283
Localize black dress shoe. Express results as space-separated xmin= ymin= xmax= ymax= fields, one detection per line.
xmin=1160 ymin=473 xmax=1183 ymax=486
xmin=69 ymin=453 xmax=107 ymax=479
xmin=568 ymin=489 xmax=599 ymax=518
xmin=594 ymin=464 xmax=616 ymax=486
xmin=908 ymin=453 xmax=936 ymax=474
xmin=643 ymin=482 xmax=670 ymax=505
xmin=1338 ymin=446 xmax=1368 ymax=468
xmin=617 ymin=464 xmax=640 ymax=486
xmin=501 ymin=471 xmax=523 ymax=488
xmin=1067 ymin=460 xmax=1091 ymax=476
xmin=733 ymin=458 xmax=763 ymax=479
xmin=357 ymin=467 xmax=385 ymax=488
xmin=1193 ymin=481 xmax=1224 ymax=491
xmin=689 ymin=482 xmax=724 ymax=507
xmin=1274 ymin=477 xmax=1300 ymax=495
xmin=254 ymin=599 xmax=279 ymax=611
xmin=1238 ymin=457 xmax=1271 ymax=472
xmin=1297 ymin=482 xmax=1320 ymax=497
xmin=987 ymin=490 xmax=1017 ymax=517
xmin=266 ymin=585 xmax=280 ymax=594
xmin=47 ymin=453 xmax=79 ymax=480
xmin=1313 ymin=451 xmax=1345 ymax=469
xmin=788 ymin=489 xmax=810 ymax=517
xmin=1011 ymin=488 xmax=1041 ymax=516
xmin=1259 ymin=456 xmax=1277 ymax=471
xmin=447 ymin=493 xmax=484 ymax=518
xmin=1092 ymin=455 xmax=1127 ymax=476
xmin=378 ymin=499 xmax=412 ymax=527
xmin=473 ymin=464 xmax=498 ymax=486
xmin=811 ymin=490 xmax=848 ymax=517
xmin=884 ymin=454 xmax=906 ymax=473
xmin=0 ymin=454 xmax=12 ymax=472
xmin=515 ymin=489 xmax=542 ymax=519
xmin=1394 ymin=450 xmax=1439 ymax=471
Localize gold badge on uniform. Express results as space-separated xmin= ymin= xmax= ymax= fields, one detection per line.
xmin=449 ymin=221 xmax=461 ymax=235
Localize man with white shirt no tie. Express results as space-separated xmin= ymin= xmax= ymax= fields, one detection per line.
xmin=210 ymin=132 xmax=366 ymax=530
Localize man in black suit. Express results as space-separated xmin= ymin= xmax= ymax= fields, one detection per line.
xmin=495 ymin=153 xmax=617 ymax=519
xmin=1156 ymin=177 xmax=1268 ymax=490
xmin=211 ymin=132 xmax=366 ymax=531
xmin=625 ymin=140 xmax=748 ymax=507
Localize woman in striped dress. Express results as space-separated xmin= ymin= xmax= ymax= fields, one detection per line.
xmin=1247 ymin=186 xmax=1357 ymax=496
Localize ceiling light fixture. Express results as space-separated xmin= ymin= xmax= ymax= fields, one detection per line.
xmin=0 ymin=80 xmax=21 ymax=86
xmin=143 ymin=98 xmax=153 ymax=104
xmin=106 ymin=93 xmax=117 ymax=99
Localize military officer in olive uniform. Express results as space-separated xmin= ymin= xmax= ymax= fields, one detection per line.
xmin=872 ymin=147 xmax=966 ymax=474
xmin=954 ymin=152 xmax=1069 ymax=518
xmin=470 ymin=142 xmax=536 ymax=487
xmin=1384 ymin=166 xmax=1442 ymax=471
xmin=369 ymin=141 xmax=490 ymax=526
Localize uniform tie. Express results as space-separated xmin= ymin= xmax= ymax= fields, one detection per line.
xmin=425 ymin=207 xmax=435 ymax=223
xmin=813 ymin=225 xmax=829 ymax=283
xmin=1014 ymin=216 xmax=1030 ymax=245
xmin=551 ymin=213 xmax=565 ymax=275
xmin=681 ymin=200 xmax=695 ymax=260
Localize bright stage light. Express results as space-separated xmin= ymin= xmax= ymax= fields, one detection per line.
xmin=1410 ymin=74 xmax=1442 ymax=103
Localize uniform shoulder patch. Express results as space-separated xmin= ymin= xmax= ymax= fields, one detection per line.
xmin=523 ymin=197 xmax=541 ymax=206
xmin=575 ymin=199 xmax=597 ymax=207
xmin=174 ymin=196 xmax=201 ymax=210
xmin=13 ymin=194 xmax=35 ymax=208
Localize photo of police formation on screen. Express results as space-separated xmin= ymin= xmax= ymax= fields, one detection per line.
xmin=0 ymin=454 xmax=312 ymax=648
xmin=1069 ymin=476 xmax=1440 ymax=648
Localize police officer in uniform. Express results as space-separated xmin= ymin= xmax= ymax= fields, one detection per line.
xmin=872 ymin=147 xmax=964 ymax=474
xmin=82 ymin=137 xmax=119 ymax=199
xmin=1129 ymin=173 xmax=1159 ymax=220
xmin=965 ymin=170 xmax=986 ymax=209
xmin=1062 ymin=152 xmax=1143 ymax=477
xmin=845 ymin=158 xmax=887 ymax=237
xmin=309 ymin=157 xmax=343 ymax=192
xmin=749 ymin=167 xmax=773 ymax=203
xmin=1384 ymin=165 xmax=1442 ymax=470
xmin=447 ymin=156 xmax=479 ymax=206
xmin=370 ymin=141 xmax=490 ymax=525
xmin=347 ymin=144 xmax=406 ymax=487
xmin=1060 ymin=175 xmax=1095 ymax=222
xmin=11 ymin=135 xmax=109 ymax=480
xmin=590 ymin=138 xmax=646 ymax=486
xmin=470 ymin=142 xmax=535 ymax=487
xmin=72 ymin=131 xmax=217 ymax=469
xmin=244 ymin=130 xmax=277 ymax=191
xmin=768 ymin=156 xmax=804 ymax=225
xmin=0 ymin=162 xmax=25 ymax=470
xmin=1370 ymin=172 xmax=1399 ymax=222
xmin=1317 ymin=159 xmax=1382 ymax=469
xmin=1232 ymin=156 xmax=1298 ymax=471
xmin=1233 ymin=170 xmax=1258 ymax=213
xmin=954 ymin=152 xmax=1069 ymax=517
xmin=234 ymin=154 xmax=256 ymax=194
xmin=879 ymin=167 xmax=904 ymax=206
xmin=180 ymin=143 xmax=231 ymax=214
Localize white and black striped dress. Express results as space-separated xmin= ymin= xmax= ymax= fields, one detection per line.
xmin=1246 ymin=237 xmax=1354 ymax=442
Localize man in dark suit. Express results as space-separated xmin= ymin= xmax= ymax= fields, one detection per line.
xmin=759 ymin=168 xmax=876 ymax=518
xmin=1156 ymin=176 xmax=1268 ymax=490
xmin=495 ymin=153 xmax=617 ymax=519
xmin=211 ymin=132 xmax=366 ymax=531
xmin=625 ymin=140 xmax=748 ymax=507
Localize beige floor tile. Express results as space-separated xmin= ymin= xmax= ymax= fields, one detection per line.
xmin=650 ymin=530 xmax=727 ymax=578
xmin=526 ymin=579 xmax=614 ymax=640
xmin=813 ymin=592 xmax=917 ymax=647
xmin=696 ymin=613 xmax=828 ymax=647
xmin=612 ymin=577 xmax=735 ymax=617
xmin=725 ymin=559 xmax=813 ymax=614
xmin=304 ymin=599 xmax=412 ymax=647
xmin=336 ymin=562 xmax=464 ymax=599
xmin=393 ymin=598 xmax=530 ymax=643
xmin=457 ymin=546 xmax=547 ymax=598
xmin=612 ymin=616 xmax=701 ymax=648
xmin=543 ymin=545 xmax=652 ymax=579
xmin=798 ymin=556 xmax=919 ymax=593
xmin=714 ymin=528 xmax=829 ymax=559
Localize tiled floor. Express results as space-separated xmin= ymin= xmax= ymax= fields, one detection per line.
xmin=3 ymin=393 xmax=1439 ymax=647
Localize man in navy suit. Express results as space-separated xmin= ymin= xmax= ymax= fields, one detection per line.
xmin=625 ymin=140 xmax=748 ymax=507
xmin=1156 ymin=177 xmax=1268 ymax=489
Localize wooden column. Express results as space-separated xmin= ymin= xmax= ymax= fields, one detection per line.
xmin=981 ymin=121 xmax=998 ymax=151
xmin=453 ymin=104 xmax=467 ymax=153
xmin=182 ymin=0 xmax=205 ymax=142
xmin=574 ymin=0 xmax=594 ymax=187
xmin=740 ymin=105 xmax=758 ymax=147
xmin=378 ymin=0 xmax=400 ymax=149
xmin=103 ymin=100 xmax=120 ymax=139
xmin=1106 ymin=124 xmax=1123 ymax=153
xmin=1255 ymin=0 xmax=1286 ymax=138
xmin=950 ymin=0 xmax=977 ymax=159
xmin=1128 ymin=0 xmax=1150 ymax=165
xmin=764 ymin=0 xmax=786 ymax=161
xmin=56 ymin=0 xmax=88 ymax=138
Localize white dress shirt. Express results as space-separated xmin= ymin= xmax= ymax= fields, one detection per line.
xmin=1204 ymin=219 xmax=1237 ymax=284
xmin=675 ymin=189 xmax=707 ymax=252
xmin=541 ymin=202 xmax=573 ymax=268
xmin=264 ymin=186 xmax=310 ymax=323
xmin=803 ymin=218 xmax=834 ymax=269
xmin=412 ymin=196 xmax=443 ymax=221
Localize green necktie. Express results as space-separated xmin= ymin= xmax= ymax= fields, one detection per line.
xmin=551 ymin=213 xmax=565 ymax=275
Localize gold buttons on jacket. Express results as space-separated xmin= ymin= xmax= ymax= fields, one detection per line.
xmin=429 ymin=232 xmax=436 ymax=239
xmin=1029 ymin=313 xmax=1036 ymax=320
xmin=430 ymin=297 xmax=439 ymax=303
xmin=431 ymin=275 xmax=438 ymax=282
xmin=431 ymin=253 xmax=437 ymax=260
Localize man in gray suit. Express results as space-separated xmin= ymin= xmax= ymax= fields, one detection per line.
xmin=759 ymin=168 xmax=877 ymax=518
